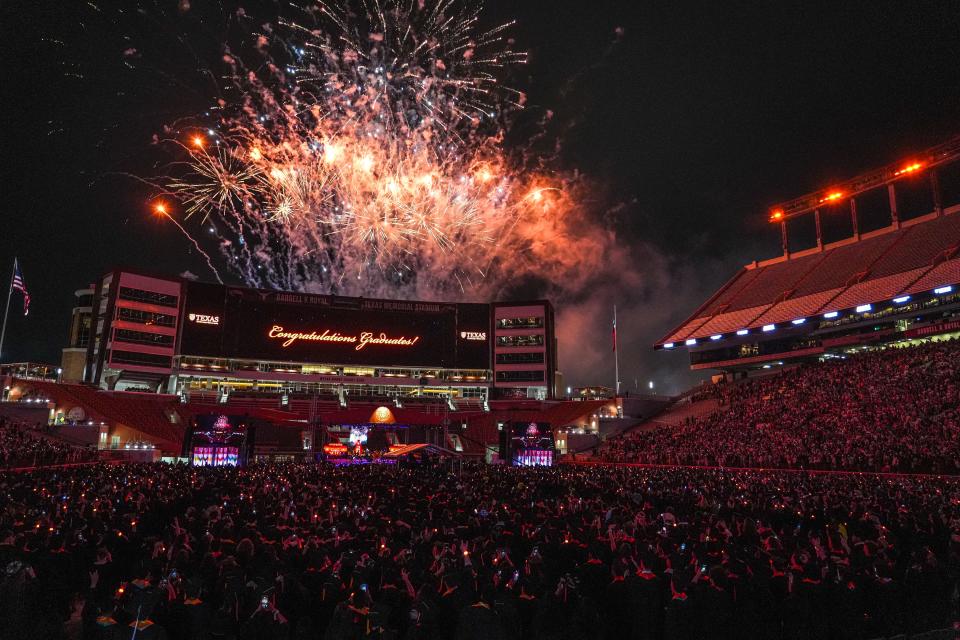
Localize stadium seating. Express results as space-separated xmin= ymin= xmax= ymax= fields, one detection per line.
xmin=906 ymin=256 xmax=960 ymax=294
xmin=724 ymin=251 xmax=826 ymax=311
xmin=660 ymin=211 xmax=960 ymax=344
xmin=0 ymin=415 xmax=96 ymax=468
xmin=600 ymin=338 xmax=960 ymax=473
xmin=868 ymin=214 xmax=960 ymax=279
xmin=790 ymin=233 xmax=899 ymax=298
xmin=17 ymin=380 xmax=184 ymax=447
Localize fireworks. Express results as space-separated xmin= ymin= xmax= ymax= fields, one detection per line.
xmin=86 ymin=0 xmax=610 ymax=300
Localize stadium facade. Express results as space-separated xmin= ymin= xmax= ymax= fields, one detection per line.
xmin=77 ymin=270 xmax=559 ymax=402
xmin=658 ymin=136 xmax=960 ymax=373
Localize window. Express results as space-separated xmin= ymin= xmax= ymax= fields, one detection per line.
xmin=109 ymin=350 xmax=172 ymax=368
xmin=114 ymin=329 xmax=174 ymax=347
xmin=118 ymin=287 xmax=179 ymax=308
xmin=496 ymin=334 xmax=544 ymax=347
xmin=117 ymin=307 xmax=177 ymax=327
xmin=77 ymin=317 xmax=92 ymax=348
xmin=496 ymin=352 xmax=544 ymax=364
xmin=496 ymin=316 xmax=543 ymax=329
xmin=496 ymin=370 xmax=544 ymax=382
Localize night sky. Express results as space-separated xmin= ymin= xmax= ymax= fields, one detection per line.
xmin=1 ymin=0 xmax=958 ymax=393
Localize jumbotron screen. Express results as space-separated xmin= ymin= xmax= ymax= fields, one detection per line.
xmin=510 ymin=421 xmax=554 ymax=467
xmin=179 ymin=282 xmax=490 ymax=368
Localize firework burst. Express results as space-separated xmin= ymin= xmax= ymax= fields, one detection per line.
xmin=87 ymin=0 xmax=602 ymax=300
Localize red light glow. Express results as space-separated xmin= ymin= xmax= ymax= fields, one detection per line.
xmin=818 ymin=191 xmax=844 ymax=204
xmin=894 ymin=162 xmax=923 ymax=176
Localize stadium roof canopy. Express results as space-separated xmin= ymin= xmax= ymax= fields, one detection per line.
xmin=657 ymin=209 xmax=960 ymax=347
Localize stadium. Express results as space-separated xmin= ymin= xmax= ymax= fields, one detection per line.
xmin=1 ymin=137 xmax=958 ymax=639
xmin=73 ymin=272 xmax=557 ymax=404
xmin=657 ymin=136 xmax=960 ymax=374
xmin=2 ymin=3 xmax=960 ymax=638
xmin=5 ymin=274 xmax=621 ymax=463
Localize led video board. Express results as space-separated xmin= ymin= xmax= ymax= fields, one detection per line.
xmin=179 ymin=283 xmax=490 ymax=369
xmin=510 ymin=421 xmax=554 ymax=467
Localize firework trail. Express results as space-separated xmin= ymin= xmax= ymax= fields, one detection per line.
xmin=153 ymin=202 xmax=224 ymax=284
xmin=81 ymin=0 xmax=624 ymax=302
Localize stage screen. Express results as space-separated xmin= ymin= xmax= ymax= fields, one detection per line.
xmin=189 ymin=414 xmax=247 ymax=466
xmin=180 ymin=284 xmax=490 ymax=369
xmin=510 ymin=421 xmax=554 ymax=467
xmin=192 ymin=446 xmax=239 ymax=467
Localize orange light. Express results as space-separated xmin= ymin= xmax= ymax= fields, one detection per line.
xmin=818 ymin=191 xmax=844 ymax=204
xmin=323 ymin=142 xmax=342 ymax=164
xmin=192 ymin=136 xmax=205 ymax=148
xmin=249 ymin=147 xmax=262 ymax=161
xmin=769 ymin=209 xmax=784 ymax=222
xmin=153 ymin=202 xmax=168 ymax=216
xmin=356 ymin=155 xmax=374 ymax=173
xmin=894 ymin=161 xmax=923 ymax=176
xmin=475 ymin=167 xmax=494 ymax=183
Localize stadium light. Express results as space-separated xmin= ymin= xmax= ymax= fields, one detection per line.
xmin=762 ymin=324 xmax=775 ymax=332
xmin=933 ymin=285 xmax=953 ymax=295
xmin=855 ymin=304 xmax=872 ymax=313
xmin=685 ymin=338 xmax=697 ymax=346
xmin=823 ymin=311 xmax=839 ymax=319
xmin=893 ymin=161 xmax=923 ymax=176
xmin=892 ymin=295 xmax=911 ymax=304
xmin=818 ymin=191 xmax=844 ymax=204
xmin=663 ymin=342 xmax=675 ymax=349
xmin=710 ymin=334 xmax=722 ymax=341
xmin=791 ymin=318 xmax=806 ymax=325
xmin=736 ymin=329 xmax=749 ymax=336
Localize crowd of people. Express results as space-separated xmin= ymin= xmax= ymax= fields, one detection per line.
xmin=0 ymin=417 xmax=95 ymax=470
xmin=600 ymin=339 xmax=960 ymax=473
xmin=0 ymin=461 xmax=957 ymax=640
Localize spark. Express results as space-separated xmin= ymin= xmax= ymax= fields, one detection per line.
xmin=127 ymin=0 xmax=593 ymax=296
xmin=150 ymin=202 xmax=223 ymax=283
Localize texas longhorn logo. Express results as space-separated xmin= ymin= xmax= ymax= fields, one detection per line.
xmin=189 ymin=313 xmax=220 ymax=326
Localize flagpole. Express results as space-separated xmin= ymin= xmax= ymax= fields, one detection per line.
xmin=613 ymin=305 xmax=620 ymax=397
xmin=0 ymin=258 xmax=14 ymax=362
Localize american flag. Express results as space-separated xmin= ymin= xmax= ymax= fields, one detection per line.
xmin=12 ymin=259 xmax=30 ymax=316
xmin=612 ymin=305 xmax=617 ymax=352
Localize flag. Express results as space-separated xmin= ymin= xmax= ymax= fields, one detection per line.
xmin=12 ymin=259 xmax=30 ymax=316
xmin=612 ymin=306 xmax=617 ymax=352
